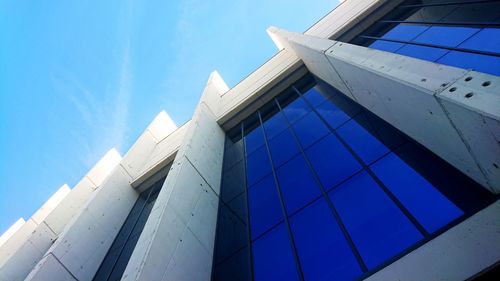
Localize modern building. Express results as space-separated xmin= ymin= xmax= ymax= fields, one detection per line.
xmin=1 ymin=0 xmax=499 ymax=280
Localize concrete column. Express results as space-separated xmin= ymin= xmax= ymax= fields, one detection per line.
xmin=24 ymin=113 xmax=178 ymax=281
xmin=267 ymin=27 xmax=500 ymax=194
xmin=122 ymin=71 xmax=228 ymax=281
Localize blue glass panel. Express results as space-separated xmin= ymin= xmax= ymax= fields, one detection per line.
xmin=316 ymin=99 xmax=351 ymax=129
xmin=329 ymin=171 xmax=423 ymax=269
xmin=245 ymin=126 xmax=265 ymax=154
xmin=369 ymin=40 xmax=404 ymax=52
xmin=267 ymin=129 xmax=300 ymax=168
xmin=252 ymin=223 xmax=299 ymax=281
xmin=459 ymin=28 xmax=500 ymax=53
xmin=263 ymin=112 xmax=288 ymax=140
xmin=246 ymin=146 xmax=272 ymax=186
xmin=381 ymin=24 xmax=428 ymax=41
xmin=248 ymin=174 xmax=283 ymax=239
xmin=396 ymin=44 xmax=448 ymax=61
xmin=306 ymin=134 xmax=362 ymax=190
xmin=292 ymin=111 xmax=330 ymax=149
xmin=282 ymin=96 xmax=311 ymax=123
xmin=290 ymin=198 xmax=363 ymax=281
xmin=371 ymin=153 xmax=463 ymax=233
xmin=437 ymin=51 xmax=500 ymax=76
xmin=303 ymin=87 xmax=328 ymax=107
xmin=276 ymin=154 xmax=322 ymax=215
xmin=412 ymin=26 xmax=479 ymax=47
xmin=337 ymin=119 xmax=390 ymax=164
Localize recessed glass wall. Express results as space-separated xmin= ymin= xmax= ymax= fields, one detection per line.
xmin=212 ymin=75 xmax=494 ymax=281
xmin=350 ymin=0 xmax=500 ymax=76
xmin=93 ymin=177 xmax=166 ymax=281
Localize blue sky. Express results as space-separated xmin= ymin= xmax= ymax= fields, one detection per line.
xmin=0 ymin=0 xmax=338 ymax=233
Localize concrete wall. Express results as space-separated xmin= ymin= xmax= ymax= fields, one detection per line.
xmin=0 ymin=218 xmax=25 ymax=248
xmin=267 ymin=27 xmax=500 ymax=194
xmin=121 ymin=71 xmax=227 ymax=281
xmin=0 ymin=149 xmax=121 ymax=281
xmin=24 ymin=113 xmax=179 ymax=281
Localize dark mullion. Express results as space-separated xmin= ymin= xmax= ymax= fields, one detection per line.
xmin=257 ymin=110 xmax=305 ymax=281
xmin=241 ymin=123 xmax=254 ymax=281
xmin=103 ymin=186 xmax=155 ymax=281
xmin=359 ymin=35 xmax=500 ymax=57
xmin=293 ymin=86 xmax=430 ymax=238
xmin=398 ymin=0 xmax=497 ymax=9
xmin=378 ymin=19 xmax=500 ymax=27
xmin=274 ymin=98 xmax=370 ymax=274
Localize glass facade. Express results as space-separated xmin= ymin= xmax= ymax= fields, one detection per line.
xmin=212 ymin=75 xmax=494 ymax=281
xmin=350 ymin=0 xmax=500 ymax=76
xmin=93 ymin=177 xmax=165 ymax=281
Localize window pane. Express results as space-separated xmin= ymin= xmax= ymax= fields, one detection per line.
xmin=282 ymin=96 xmax=311 ymax=123
xmin=245 ymin=125 xmax=265 ymax=154
xmin=290 ymin=198 xmax=363 ymax=281
xmin=292 ymin=111 xmax=330 ymax=149
xmin=252 ymin=223 xmax=299 ymax=281
xmin=276 ymin=154 xmax=322 ymax=215
xmin=369 ymin=40 xmax=404 ymax=52
xmin=329 ymin=171 xmax=423 ymax=269
xmin=412 ymin=26 xmax=479 ymax=47
xmin=303 ymin=88 xmax=327 ymax=107
xmin=246 ymin=146 xmax=272 ymax=186
xmin=221 ymin=161 xmax=245 ymax=203
xmin=305 ymin=134 xmax=362 ymax=190
xmin=459 ymin=28 xmax=500 ymax=53
xmin=381 ymin=24 xmax=428 ymax=41
xmin=263 ymin=112 xmax=288 ymax=140
xmin=228 ymin=192 xmax=247 ymax=223
xmin=214 ymin=247 xmax=251 ymax=281
xmin=215 ymin=205 xmax=248 ymax=263
xmin=396 ymin=45 xmax=448 ymax=62
xmin=316 ymin=99 xmax=351 ymax=129
xmin=248 ymin=174 xmax=283 ymax=239
xmin=371 ymin=153 xmax=463 ymax=233
xmin=437 ymin=51 xmax=500 ymax=76
xmin=337 ymin=119 xmax=389 ymax=164
xmin=267 ymin=128 xmax=300 ymax=168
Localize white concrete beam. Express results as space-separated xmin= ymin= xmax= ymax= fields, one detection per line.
xmin=268 ymin=27 xmax=500 ymax=193
xmin=31 ymin=184 xmax=70 ymax=225
xmin=0 ymin=218 xmax=25 ymax=248
xmin=121 ymin=111 xmax=178 ymax=180
xmin=122 ymin=71 xmax=226 ymax=281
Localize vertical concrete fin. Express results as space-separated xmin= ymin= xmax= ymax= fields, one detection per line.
xmin=85 ymin=147 xmax=122 ymax=188
xmin=268 ymin=26 xmax=500 ymax=193
xmin=31 ymin=185 xmax=71 ymax=225
xmin=0 ymin=218 xmax=26 ymax=248
xmin=122 ymin=70 xmax=226 ymax=281
xmin=146 ymin=111 xmax=178 ymax=143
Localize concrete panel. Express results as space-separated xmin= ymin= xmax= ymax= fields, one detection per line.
xmin=85 ymin=148 xmax=122 ymax=188
xmin=0 ymin=222 xmax=57 ymax=281
xmin=365 ymin=200 xmax=500 ymax=281
xmin=0 ymin=219 xmax=37 ymax=266
xmin=162 ymin=227 xmax=213 ymax=281
xmin=121 ymin=130 xmax=158 ymax=180
xmin=132 ymin=121 xmax=190 ymax=189
xmin=25 ymin=254 xmax=76 ymax=281
xmin=146 ymin=111 xmax=178 ymax=143
xmin=31 ymin=185 xmax=71 ymax=225
xmin=26 ymin=166 xmax=136 ymax=281
xmin=0 ymin=240 xmax=43 ymax=281
xmin=0 ymin=218 xmax=25 ymax=247
xmin=437 ymin=71 xmax=500 ymax=193
xmin=43 ymin=177 xmax=95 ymax=235
xmin=122 ymin=72 xmax=226 ymax=281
